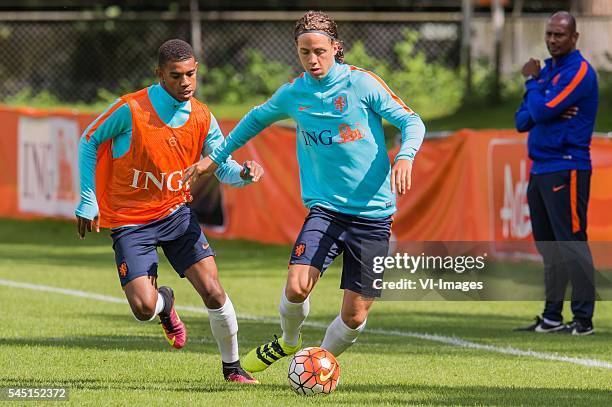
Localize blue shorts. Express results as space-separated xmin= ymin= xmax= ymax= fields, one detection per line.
xmin=289 ymin=206 xmax=392 ymax=297
xmin=111 ymin=205 xmax=214 ymax=287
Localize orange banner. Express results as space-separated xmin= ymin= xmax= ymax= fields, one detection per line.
xmin=1 ymin=106 xmax=611 ymax=247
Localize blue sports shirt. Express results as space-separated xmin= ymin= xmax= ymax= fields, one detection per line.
xmin=209 ymin=62 xmax=426 ymax=218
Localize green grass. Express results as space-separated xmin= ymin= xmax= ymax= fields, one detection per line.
xmin=0 ymin=218 xmax=611 ymax=405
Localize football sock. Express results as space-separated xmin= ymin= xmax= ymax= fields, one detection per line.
xmin=280 ymin=290 xmax=309 ymax=347
xmin=152 ymin=292 xmax=165 ymax=319
xmin=320 ymin=315 xmax=367 ymax=357
xmin=206 ymin=295 xmax=239 ymax=364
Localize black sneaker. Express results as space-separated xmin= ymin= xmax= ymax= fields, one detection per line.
xmin=513 ymin=316 xmax=565 ymax=333
xmin=558 ymin=321 xmax=594 ymax=336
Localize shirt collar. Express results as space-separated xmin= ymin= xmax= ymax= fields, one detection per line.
xmin=305 ymin=61 xmax=344 ymax=87
xmin=547 ymin=49 xmax=581 ymax=69
xmin=151 ymin=83 xmax=189 ymax=110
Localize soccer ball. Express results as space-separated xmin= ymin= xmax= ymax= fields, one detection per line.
xmin=287 ymin=347 xmax=340 ymax=395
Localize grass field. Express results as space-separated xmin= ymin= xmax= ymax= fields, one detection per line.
xmin=1 ymin=218 xmax=611 ymax=406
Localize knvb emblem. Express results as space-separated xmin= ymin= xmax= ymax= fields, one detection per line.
xmin=118 ymin=262 xmax=128 ymax=278
xmin=333 ymin=95 xmax=347 ymax=113
xmin=294 ymin=243 xmax=306 ymax=257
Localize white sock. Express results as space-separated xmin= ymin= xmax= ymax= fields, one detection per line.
xmin=133 ymin=293 xmax=165 ymax=322
xmin=206 ymin=295 xmax=239 ymax=363
xmin=280 ymin=290 xmax=309 ymax=347
xmin=320 ymin=315 xmax=367 ymax=357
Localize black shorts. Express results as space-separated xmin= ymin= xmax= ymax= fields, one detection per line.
xmin=111 ymin=205 xmax=214 ymax=286
xmin=289 ymin=206 xmax=392 ymax=297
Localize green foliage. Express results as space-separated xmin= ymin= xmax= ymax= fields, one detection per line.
xmin=346 ymin=30 xmax=463 ymax=120
xmin=343 ymin=41 xmax=391 ymax=80
xmin=2 ymin=33 xmax=612 ymax=131
xmin=468 ymin=58 xmax=525 ymax=102
xmin=199 ymin=49 xmax=293 ymax=104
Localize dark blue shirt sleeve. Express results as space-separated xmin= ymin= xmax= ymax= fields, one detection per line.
xmin=525 ymin=61 xmax=592 ymax=123
xmin=514 ymin=97 xmax=535 ymax=133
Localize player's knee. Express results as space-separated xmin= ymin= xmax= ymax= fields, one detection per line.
xmin=285 ymin=283 xmax=310 ymax=303
xmin=130 ymin=299 xmax=157 ymax=321
xmin=203 ymin=289 xmax=225 ymax=309
xmin=198 ymin=277 xmax=225 ymax=308
xmin=341 ymin=311 xmax=367 ymax=329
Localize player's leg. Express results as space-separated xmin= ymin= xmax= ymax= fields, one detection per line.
xmin=281 ymin=264 xmax=320 ymax=347
xmin=320 ymin=289 xmax=373 ymax=356
xmin=515 ymin=172 xmax=567 ymax=332
xmin=242 ymin=206 xmax=342 ymax=373
xmin=545 ymin=170 xmax=595 ymax=335
xmin=161 ymin=206 xmax=256 ymax=383
xmin=320 ymin=211 xmax=391 ymax=356
xmin=123 ymin=275 xmax=159 ymax=320
xmin=184 ymin=257 xmax=257 ymax=382
xmin=112 ymin=225 xmax=186 ymax=348
xmin=241 ymin=267 xmax=322 ymax=374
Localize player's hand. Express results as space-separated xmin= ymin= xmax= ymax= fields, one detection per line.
xmin=561 ymin=106 xmax=579 ymax=119
xmin=182 ymin=157 xmax=218 ymax=186
xmin=76 ymin=215 xmax=99 ymax=240
xmin=241 ymin=160 xmax=264 ymax=182
xmin=391 ymin=159 xmax=413 ymax=196
xmin=521 ymin=58 xmax=541 ymax=78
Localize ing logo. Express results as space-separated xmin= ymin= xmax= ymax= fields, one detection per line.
xmin=338 ymin=123 xmax=364 ymax=144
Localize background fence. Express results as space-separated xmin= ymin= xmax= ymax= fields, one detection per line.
xmin=0 ymin=14 xmax=460 ymax=103
xmin=1 ymin=9 xmax=610 ymax=126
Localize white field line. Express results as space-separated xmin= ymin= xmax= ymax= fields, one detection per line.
xmin=1 ymin=278 xmax=611 ymax=370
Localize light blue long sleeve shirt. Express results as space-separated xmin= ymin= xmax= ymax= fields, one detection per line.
xmin=76 ymin=83 xmax=249 ymax=220
xmin=210 ymin=62 xmax=426 ymax=218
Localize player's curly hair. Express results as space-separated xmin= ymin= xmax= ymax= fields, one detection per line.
xmin=294 ymin=11 xmax=344 ymax=63
xmin=158 ymin=39 xmax=194 ymax=67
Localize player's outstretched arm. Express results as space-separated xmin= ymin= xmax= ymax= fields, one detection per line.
xmin=183 ymin=156 xmax=218 ymax=185
xmin=194 ymin=113 xmax=264 ymax=187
